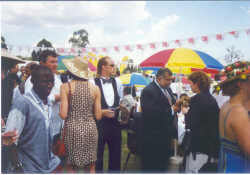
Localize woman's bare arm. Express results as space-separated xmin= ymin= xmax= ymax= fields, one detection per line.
xmin=230 ymin=106 xmax=250 ymax=155
xmin=59 ymin=83 xmax=69 ymax=120
xmin=93 ymin=85 xmax=102 ymax=120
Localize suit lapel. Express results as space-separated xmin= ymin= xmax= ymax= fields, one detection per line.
xmin=152 ymin=81 xmax=170 ymax=105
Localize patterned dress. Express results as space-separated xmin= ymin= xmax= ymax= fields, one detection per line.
xmin=64 ymin=81 xmax=98 ymax=167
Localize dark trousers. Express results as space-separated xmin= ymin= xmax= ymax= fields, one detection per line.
xmin=1 ymin=146 xmax=11 ymax=173
xmin=96 ymin=121 xmax=121 ymax=173
xmin=141 ymin=138 xmax=171 ymax=173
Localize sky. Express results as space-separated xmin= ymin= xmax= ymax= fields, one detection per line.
xmin=1 ymin=1 xmax=250 ymax=65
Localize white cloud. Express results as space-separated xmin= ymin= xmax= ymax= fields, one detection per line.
xmin=2 ymin=1 xmax=150 ymax=30
xmin=1 ymin=1 xmax=180 ymax=48
xmin=1 ymin=1 xmax=154 ymax=48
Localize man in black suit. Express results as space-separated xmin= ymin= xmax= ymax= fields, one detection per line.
xmin=140 ymin=68 xmax=178 ymax=172
xmin=92 ymin=56 xmax=123 ymax=173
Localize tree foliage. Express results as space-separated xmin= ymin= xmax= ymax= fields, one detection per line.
xmin=1 ymin=36 xmax=8 ymax=49
xmin=68 ymin=29 xmax=89 ymax=48
xmin=37 ymin=38 xmax=53 ymax=48
xmin=31 ymin=38 xmax=54 ymax=61
xmin=224 ymin=46 xmax=243 ymax=64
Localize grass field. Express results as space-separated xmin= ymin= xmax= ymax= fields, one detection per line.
xmin=62 ymin=130 xmax=179 ymax=173
xmin=103 ymin=130 xmax=142 ymax=173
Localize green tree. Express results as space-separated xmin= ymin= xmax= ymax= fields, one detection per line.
xmin=1 ymin=36 xmax=8 ymax=49
xmin=224 ymin=46 xmax=243 ymax=64
xmin=31 ymin=38 xmax=54 ymax=61
xmin=69 ymin=29 xmax=89 ymax=48
xmin=37 ymin=38 xmax=53 ymax=48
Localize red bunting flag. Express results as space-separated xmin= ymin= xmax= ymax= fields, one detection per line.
xmin=149 ymin=43 xmax=156 ymax=49
xmin=229 ymin=31 xmax=238 ymax=37
xmin=91 ymin=47 xmax=97 ymax=53
xmin=246 ymin=29 xmax=250 ymax=35
xmin=136 ymin=44 xmax=143 ymax=50
xmin=175 ymin=40 xmax=181 ymax=46
xmin=102 ymin=48 xmax=107 ymax=52
xmin=57 ymin=48 xmax=65 ymax=53
xmin=70 ymin=48 xmax=75 ymax=53
xmin=162 ymin=42 xmax=168 ymax=47
xmin=81 ymin=48 xmax=86 ymax=53
xmin=188 ymin=38 xmax=195 ymax=44
xmin=125 ymin=45 xmax=131 ymax=51
xmin=114 ymin=46 xmax=119 ymax=52
xmin=216 ymin=34 xmax=223 ymax=40
xmin=201 ymin=36 xmax=208 ymax=42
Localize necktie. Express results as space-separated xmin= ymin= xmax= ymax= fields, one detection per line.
xmin=102 ymin=78 xmax=112 ymax=84
xmin=164 ymin=89 xmax=172 ymax=106
xmin=166 ymin=87 xmax=176 ymax=104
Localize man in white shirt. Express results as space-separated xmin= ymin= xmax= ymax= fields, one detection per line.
xmin=24 ymin=50 xmax=63 ymax=138
xmin=90 ymin=56 xmax=123 ymax=173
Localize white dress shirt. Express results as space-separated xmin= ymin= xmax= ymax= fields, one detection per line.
xmin=89 ymin=77 xmax=123 ymax=106
xmin=177 ymin=112 xmax=186 ymax=144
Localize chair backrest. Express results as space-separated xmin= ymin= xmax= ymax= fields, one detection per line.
xmin=127 ymin=112 xmax=143 ymax=155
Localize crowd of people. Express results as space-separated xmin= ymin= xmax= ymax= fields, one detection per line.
xmin=1 ymin=48 xmax=250 ymax=173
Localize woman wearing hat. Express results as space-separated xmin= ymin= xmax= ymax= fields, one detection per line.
xmin=217 ymin=61 xmax=250 ymax=173
xmin=59 ymin=57 xmax=102 ymax=173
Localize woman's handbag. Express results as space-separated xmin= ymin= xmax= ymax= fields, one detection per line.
xmin=52 ymin=126 xmax=66 ymax=158
xmin=53 ymin=82 xmax=72 ymax=158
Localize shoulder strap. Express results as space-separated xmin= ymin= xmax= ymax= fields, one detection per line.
xmin=67 ymin=82 xmax=72 ymax=113
xmin=68 ymin=82 xmax=72 ymax=97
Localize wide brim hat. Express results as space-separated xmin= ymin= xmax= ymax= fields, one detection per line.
xmin=62 ymin=56 xmax=90 ymax=80
xmin=218 ymin=61 xmax=250 ymax=86
xmin=1 ymin=49 xmax=26 ymax=64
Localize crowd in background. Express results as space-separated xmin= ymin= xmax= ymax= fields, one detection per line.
xmin=1 ymin=49 xmax=250 ymax=173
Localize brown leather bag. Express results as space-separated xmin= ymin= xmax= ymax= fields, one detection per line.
xmin=53 ymin=82 xmax=72 ymax=158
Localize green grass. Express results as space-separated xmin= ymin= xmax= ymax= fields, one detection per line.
xmin=103 ymin=130 xmax=141 ymax=173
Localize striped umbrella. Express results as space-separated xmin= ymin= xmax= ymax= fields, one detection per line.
xmin=140 ymin=48 xmax=224 ymax=75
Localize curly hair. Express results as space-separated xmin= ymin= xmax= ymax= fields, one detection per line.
xmin=221 ymin=79 xmax=242 ymax=97
xmin=188 ymin=71 xmax=212 ymax=92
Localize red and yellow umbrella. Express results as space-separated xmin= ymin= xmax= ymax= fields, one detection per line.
xmin=140 ymin=48 xmax=224 ymax=75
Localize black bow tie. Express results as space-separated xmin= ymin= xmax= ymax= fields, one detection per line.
xmin=102 ymin=78 xmax=112 ymax=84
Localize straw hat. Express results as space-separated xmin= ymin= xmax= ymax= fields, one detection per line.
xmin=1 ymin=49 xmax=25 ymax=64
xmin=62 ymin=56 xmax=90 ymax=80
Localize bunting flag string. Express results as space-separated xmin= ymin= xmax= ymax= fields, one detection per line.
xmin=6 ymin=28 xmax=250 ymax=56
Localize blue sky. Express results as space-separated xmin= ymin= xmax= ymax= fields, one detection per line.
xmin=1 ymin=1 xmax=250 ymax=65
